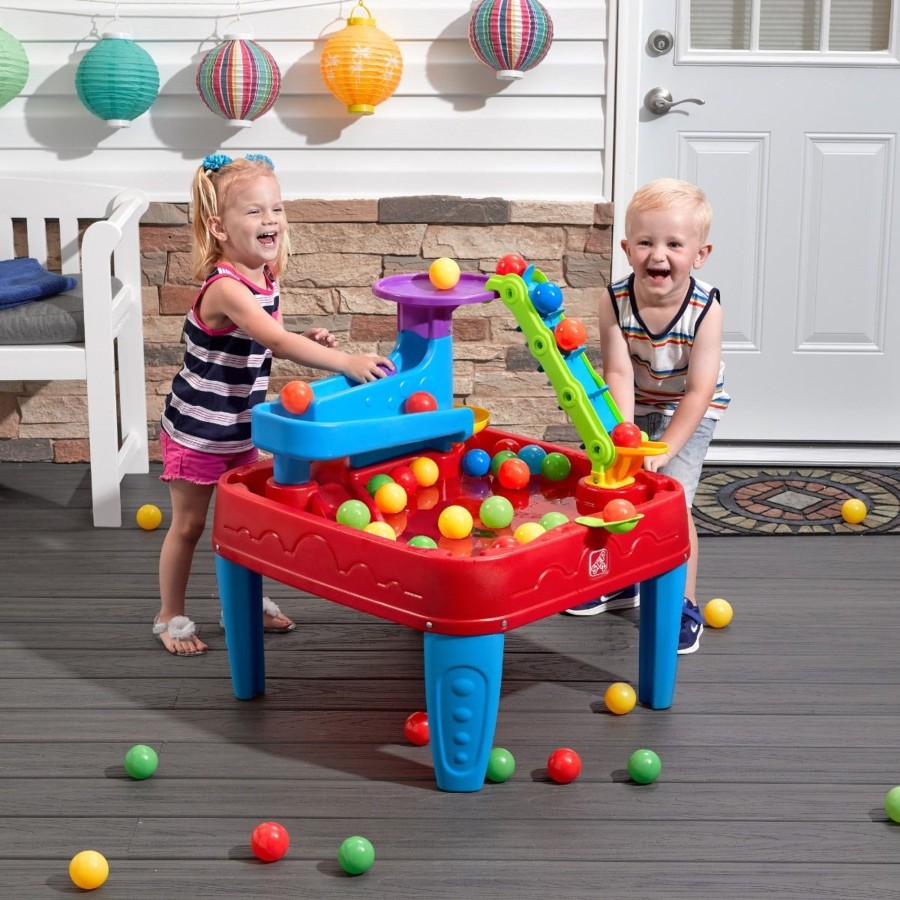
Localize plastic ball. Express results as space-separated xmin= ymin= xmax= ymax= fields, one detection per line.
xmin=281 ymin=380 xmax=313 ymax=415
xmin=486 ymin=747 xmax=516 ymax=783
xmin=532 ymin=281 xmax=563 ymax=315
xmin=438 ymin=505 xmax=474 ymax=540
xmin=479 ymin=495 xmax=515 ymax=529
xmin=554 ymin=317 xmax=588 ymax=352
xmin=135 ymin=504 xmax=162 ymax=530
xmin=539 ymin=511 xmax=569 ymax=530
xmin=462 ymin=448 xmax=491 ymax=477
xmin=416 ymin=485 xmax=440 ymax=510
xmin=410 ymin=456 xmax=439 ymax=487
xmin=603 ymin=498 xmax=637 ymax=523
xmin=604 ymin=682 xmax=637 ymax=715
xmin=69 ymin=850 xmax=109 ymax=891
xmin=493 ymin=438 xmax=520 ymax=453
xmin=389 ymin=464 xmax=419 ymax=496
xmin=338 ymin=835 xmax=375 ymax=875
xmin=611 ymin=422 xmax=642 ymax=448
xmin=363 ymin=521 xmax=397 ymax=540
xmin=703 ymin=597 xmax=733 ymax=628
xmin=336 ymin=499 xmax=372 ymax=530
xmin=403 ymin=710 xmax=430 ymax=745
xmin=408 ymin=535 xmax=438 ymax=550
xmin=365 ymin=473 xmax=394 ymax=496
xmin=540 ymin=452 xmax=571 ymax=481
xmin=404 ymin=391 xmax=438 ymax=414
xmin=123 ymin=743 xmax=159 ymax=780
xmin=627 ymin=748 xmax=662 ymax=784
xmin=429 ymin=257 xmax=460 ymax=290
xmin=251 ymin=821 xmax=290 ymax=862
xmin=885 ymin=786 xmax=900 ymax=823
xmin=517 ymin=444 xmax=547 ymax=474
xmin=514 ymin=521 xmax=545 ymax=544
xmin=497 ymin=457 xmax=531 ymax=490
xmin=495 ymin=253 xmax=527 ymax=276
xmin=490 ymin=450 xmax=517 ymax=477
xmin=491 ymin=535 xmax=519 ymax=550
xmin=374 ymin=482 xmax=408 ymax=514
xmin=841 ymin=498 xmax=867 ymax=524
xmin=547 ymin=747 xmax=581 ymax=784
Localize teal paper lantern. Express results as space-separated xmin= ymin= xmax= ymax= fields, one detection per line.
xmin=0 ymin=27 xmax=29 ymax=109
xmin=76 ymin=30 xmax=159 ymax=127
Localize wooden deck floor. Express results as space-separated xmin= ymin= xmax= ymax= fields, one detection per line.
xmin=1 ymin=462 xmax=899 ymax=899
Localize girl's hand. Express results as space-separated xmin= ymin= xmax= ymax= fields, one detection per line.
xmin=304 ymin=327 xmax=337 ymax=348
xmin=342 ymin=353 xmax=394 ymax=384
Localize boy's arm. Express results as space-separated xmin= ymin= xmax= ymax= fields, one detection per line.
xmin=645 ymin=300 xmax=723 ymax=470
xmin=598 ymin=293 xmax=635 ymax=421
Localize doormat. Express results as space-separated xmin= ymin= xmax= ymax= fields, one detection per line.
xmin=693 ymin=468 xmax=900 ymax=536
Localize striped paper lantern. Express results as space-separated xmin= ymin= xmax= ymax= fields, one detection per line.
xmin=468 ymin=0 xmax=554 ymax=81
xmin=196 ymin=34 xmax=281 ymax=127
xmin=0 ymin=27 xmax=29 ymax=109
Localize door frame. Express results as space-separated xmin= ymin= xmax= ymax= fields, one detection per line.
xmin=610 ymin=0 xmax=900 ymax=466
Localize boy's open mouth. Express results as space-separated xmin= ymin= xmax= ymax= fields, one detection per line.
xmin=646 ymin=266 xmax=670 ymax=280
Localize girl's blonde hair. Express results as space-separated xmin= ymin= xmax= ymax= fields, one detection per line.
xmin=625 ymin=178 xmax=713 ymax=243
xmin=190 ymin=156 xmax=290 ymax=282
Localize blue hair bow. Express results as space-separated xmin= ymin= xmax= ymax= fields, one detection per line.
xmin=202 ymin=153 xmax=275 ymax=173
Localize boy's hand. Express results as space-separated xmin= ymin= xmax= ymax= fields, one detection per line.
xmin=303 ymin=327 xmax=337 ymax=348
xmin=342 ymin=353 xmax=394 ymax=384
xmin=643 ymin=453 xmax=671 ymax=472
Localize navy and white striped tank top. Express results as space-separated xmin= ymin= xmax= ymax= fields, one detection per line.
xmin=161 ymin=264 xmax=278 ymax=454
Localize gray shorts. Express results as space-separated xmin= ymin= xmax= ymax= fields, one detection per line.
xmin=635 ymin=413 xmax=717 ymax=508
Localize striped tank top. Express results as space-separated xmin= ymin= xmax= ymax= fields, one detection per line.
xmin=161 ymin=264 xmax=278 ymax=454
xmin=608 ymin=274 xmax=730 ymax=420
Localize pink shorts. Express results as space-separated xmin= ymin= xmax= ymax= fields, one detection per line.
xmin=160 ymin=430 xmax=259 ymax=486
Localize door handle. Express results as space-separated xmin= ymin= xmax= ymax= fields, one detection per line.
xmin=644 ymin=87 xmax=705 ymax=115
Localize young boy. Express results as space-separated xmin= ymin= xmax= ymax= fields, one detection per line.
xmin=565 ymin=178 xmax=729 ymax=655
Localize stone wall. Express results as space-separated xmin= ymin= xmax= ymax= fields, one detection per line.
xmin=0 ymin=197 xmax=614 ymax=464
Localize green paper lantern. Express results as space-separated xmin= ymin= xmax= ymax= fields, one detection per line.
xmin=0 ymin=27 xmax=29 ymax=109
xmin=75 ymin=30 xmax=159 ymax=127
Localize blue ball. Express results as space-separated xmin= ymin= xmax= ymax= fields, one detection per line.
xmin=517 ymin=444 xmax=547 ymax=474
xmin=532 ymin=282 xmax=563 ymax=315
xmin=462 ymin=448 xmax=491 ymax=478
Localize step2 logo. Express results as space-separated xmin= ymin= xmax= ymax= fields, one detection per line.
xmin=588 ymin=548 xmax=609 ymax=578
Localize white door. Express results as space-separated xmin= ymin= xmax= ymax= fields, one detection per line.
xmin=615 ymin=0 xmax=900 ymax=458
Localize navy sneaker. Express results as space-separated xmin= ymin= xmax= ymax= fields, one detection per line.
xmin=564 ymin=585 xmax=640 ymax=616
xmin=678 ymin=599 xmax=704 ymax=654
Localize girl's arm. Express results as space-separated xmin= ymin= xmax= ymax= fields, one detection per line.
xmin=598 ymin=294 xmax=635 ymax=422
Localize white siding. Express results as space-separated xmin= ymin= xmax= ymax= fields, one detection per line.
xmin=0 ymin=1 xmax=612 ymax=201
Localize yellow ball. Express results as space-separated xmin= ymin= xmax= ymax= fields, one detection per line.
xmin=604 ymin=681 xmax=636 ymax=715
xmin=428 ymin=257 xmax=460 ymax=290
xmin=841 ymin=498 xmax=867 ymax=524
xmin=135 ymin=504 xmax=162 ymax=530
xmin=363 ymin=521 xmax=397 ymax=540
xmin=69 ymin=850 xmax=109 ymax=890
xmin=374 ymin=482 xmax=408 ymax=515
xmin=703 ymin=597 xmax=733 ymax=628
xmin=438 ymin=505 xmax=474 ymax=540
xmin=410 ymin=456 xmax=439 ymax=488
xmin=514 ymin=521 xmax=545 ymax=544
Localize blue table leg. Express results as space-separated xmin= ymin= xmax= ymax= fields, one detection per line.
xmin=215 ymin=555 xmax=266 ymax=701
xmin=638 ymin=563 xmax=686 ymax=709
xmin=423 ymin=632 xmax=505 ymax=792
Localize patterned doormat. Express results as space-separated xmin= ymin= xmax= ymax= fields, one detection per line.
xmin=693 ymin=468 xmax=900 ymax=536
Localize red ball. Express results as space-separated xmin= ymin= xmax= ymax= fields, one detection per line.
xmin=281 ymin=380 xmax=313 ymax=415
xmin=611 ymin=422 xmax=642 ymax=448
xmin=405 ymin=391 xmax=438 ymax=414
xmin=251 ymin=821 xmax=290 ymax=862
xmin=547 ymin=747 xmax=582 ymax=784
xmin=389 ymin=464 xmax=419 ymax=496
xmin=404 ymin=710 xmax=430 ymax=746
xmin=495 ymin=253 xmax=527 ymax=276
xmin=603 ymin=498 xmax=637 ymax=523
xmin=491 ymin=535 xmax=518 ymax=549
xmin=554 ymin=318 xmax=588 ymax=352
xmin=493 ymin=438 xmax=519 ymax=454
xmin=497 ymin=457 xmax=531 ymax=491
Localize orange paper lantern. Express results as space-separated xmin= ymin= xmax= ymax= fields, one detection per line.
xmin=320 ymin=2 xmax=402 ymax=115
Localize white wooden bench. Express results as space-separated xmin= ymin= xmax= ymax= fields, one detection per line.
xmin=0 ymin=178 xmax=150 ymax=526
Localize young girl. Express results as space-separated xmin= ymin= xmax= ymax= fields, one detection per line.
xmin=154 ymin=153 xmax=392 ymax=656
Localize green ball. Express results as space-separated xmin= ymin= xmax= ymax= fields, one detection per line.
xmin=338 ymin=835 xmax=375 ymax=875
xmin=486 ymin=747 xmax=516 ymax=783
xmin=408 ymin=535 xmax=438 ymax=549
xmin=627 ymin=748 xmax=661 ymax=784
xmin=365 ymin=474 xmax=394 ymax=497
xmin=539 ymin=511 xmax=569 ymax=530
xmin=490 ymin=450 xmax=517 ymax=477
xmin=479 ymin=495 xmax=514 ymax=529
xmin=124 ymin=744 xmax=159 ymax=780
xmin=540 ymin=451 xmax=571 ymax=481
xmin=886 ymin=786 xmax=900 ymax=823
xmin=336 ymin=499 xmax=371 ymax=529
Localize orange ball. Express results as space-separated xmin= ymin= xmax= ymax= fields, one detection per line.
xmin=604 ymin=682 xmax=637 ymax=715
xmin=281 ymin=380 xmax=313 ymax=415
xmin=410 ymin=456 xmax=439 ymax=487
xmin=438 ymin=505 xmax=474 ymax=540
xmin=374 ymin=482 xmax=408 ymax=514
xmin=429 ymin=257 xmax=460 ymax=290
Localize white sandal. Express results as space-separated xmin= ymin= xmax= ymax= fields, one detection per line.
xmin=153 ymin=615 xmax=205 ymax=657
xmin=218 ymin=597 xmax=296 ymax=634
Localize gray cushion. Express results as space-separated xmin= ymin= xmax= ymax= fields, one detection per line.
xmin=0 ymin=276 xmax=122 ymax=345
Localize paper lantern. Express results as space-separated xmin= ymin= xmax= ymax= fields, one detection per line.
xmin=320 ymin=2 xmax=403 ymax=115
xmin=75 ymin=30 xmax=159 ymax=127
xmin=469 ymin=0 xmax=554 ymax=81
xmin=196 ymin=33 xmax=281 ymax=128
xmin=0 ymin=27 xmax=29 ymax=109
